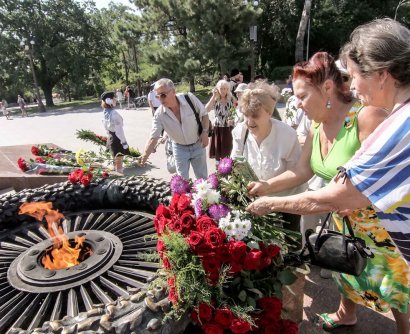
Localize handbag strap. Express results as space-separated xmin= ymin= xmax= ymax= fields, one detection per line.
xmin=184 ymin=93 xmax=202 ymax=136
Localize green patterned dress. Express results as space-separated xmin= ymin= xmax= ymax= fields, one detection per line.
xmin=310 ymin=108 xmax=410 ymax=313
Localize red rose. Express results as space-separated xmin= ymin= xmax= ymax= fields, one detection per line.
xmin=177 ymin=193 xmax=192 ymax=212
xmin=188 ymin=231 xmax=204 ymax=252
xmin=68 ymin=171 xmax=78 ymax=184
xmin=260 ymin=321 xmax=282 ymax=333
xmin=198 ymin=303 xmax=213 ymax=322
xmin=207 ymin=270 xmax=220 ymax=285
xmin=101 ymin=171 xmax=109 ymax=178
xmin=228 ymin=240 xmax=247 ymax=262
xmin=201 ymin=253 xmax=221 ymax=272
xmin=218 ymin=244 xmax=231 ymax=263
xmin=154 ymin=215 xmax=170 ymax=235
xmin=162 ymin=256 xmax=171 ymax=269
xmin=260 ymin=243 xmax=281 ymax=259
xmin=230 ymin=317 xmax=252 ymax=333
xmin=259 ymin=256 xmax=272 ymax=269
xmin=156 ymin=239 xmax=165 ymax=255
xmin=80 ymin=172 xmax=92 ymax=187
xmin=180 ymin=212 xmax=195 ymax=234
xmin=35 ymin=157 xmax=45 ymax=163
xmin=196 ymin=215 xmax=217 ymax=233
xmin=214 ymin=308 xmax=233 ymax=328
xmin=31 ymin=146 xmax=39 ymax=156
xmin=17 ymin=158 xmax=28 ymax=172
xmin=191 ymin=310 xmax=199 ymax=324
xmin=168 ymin=220 xmax=183 ymax=233
xmin=170 ymin=193 xmax=181 ymax=212
xmin=228 ymin=261 xmax=243 ymax=274
xmin=156 ymin=204 xmax=171 ymax=218
xmin=167 ymin=276 xmax=175 ymax=288
xmin=279 ymin=319 xmax=298 ymax=334
xmin=168 ymin=286 xmax=178 ymax=304
xmin=204 ymin=227 xmax=225 ymax=249
xmin=203 ymin=322 xmax=224 ymax=334
xmin=258 ymin=297 xmax=282 ymax=321
xmin=243 ymin=249 xmax=263 ymax=270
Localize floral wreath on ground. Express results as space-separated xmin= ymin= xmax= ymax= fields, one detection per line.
xmin=151 ymin=157 xmax=301 ymax=334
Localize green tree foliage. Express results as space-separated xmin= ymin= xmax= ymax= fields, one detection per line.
xmin=0 ymin=0 xmax=112 ymax=106
xmin=307 ymin=0 xmax=410 ymax=60
xmin=132 ymin=0 xmax=260 ymax=90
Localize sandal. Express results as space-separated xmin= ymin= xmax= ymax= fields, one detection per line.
xmin=315 ymin=313 xmax=357 ymax=332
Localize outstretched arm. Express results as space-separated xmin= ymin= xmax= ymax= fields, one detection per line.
xmin=247 ymin=176 xmax=371 ymax=216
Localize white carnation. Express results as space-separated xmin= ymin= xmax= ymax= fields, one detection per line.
xmin=206 ymin=189 xmax=220 ymax=204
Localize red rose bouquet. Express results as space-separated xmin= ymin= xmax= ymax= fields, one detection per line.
xmin=153 ymin=158 xmax=301 ymax=333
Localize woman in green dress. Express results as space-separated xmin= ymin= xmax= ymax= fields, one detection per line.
xmin=246 ymin=52 xmax=409 ymax=331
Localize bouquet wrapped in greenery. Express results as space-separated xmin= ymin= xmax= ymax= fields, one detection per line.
xmin=153 ymin=157 xmax=301 ymax=333
xmin=76 ymin=129 xmax=141 ymax=158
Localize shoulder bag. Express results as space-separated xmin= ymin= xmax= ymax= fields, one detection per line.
xmin=300 ymin=213 xmax=374 ymax=276
xmin=184 ymin=93 xmax=213 ymax=137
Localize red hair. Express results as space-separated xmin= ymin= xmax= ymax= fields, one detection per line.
xmin=293 ymin=52 xmax=352 ymax=103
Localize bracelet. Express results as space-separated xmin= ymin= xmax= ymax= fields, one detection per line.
xmin=202 ymin=128 xmax=209 ymax=133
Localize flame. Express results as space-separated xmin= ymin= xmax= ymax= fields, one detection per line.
xmin=19 ymin=201 xmax=92 ymax=270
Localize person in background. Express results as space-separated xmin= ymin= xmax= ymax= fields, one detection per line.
xmin=124 ymin=86 xmax=133 ymax=109
xmin=1 ymin=99 xmax=10 ymax=120
xmin=139 ymin=78 xmax=209 ymax=180
xmin=147 ymin=83 xmax=161 ymax=116
xmin=247 ymin=23 xmax=410 ymax=332
xmin=229 ymin=69 xmax=241 ymax=98
xmin=233 ymin=83 xmax=248 ymax=125
xmin=231 ymin=80 xmax=306 ymax=231
xmin=101 ymin=91 xmax=130 ymax=174
xmin=205 ymin=80 xmax=237 ymax=164
xmin=17 ymin=95 xmax=27 ymax=117
xmin=115 ymin=89 xmax=124 ymax=109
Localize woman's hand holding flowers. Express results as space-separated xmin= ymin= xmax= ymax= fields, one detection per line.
xmin=247 ymin=181 xmax=271 ymax=197
xmin=246 ymin=197 xmax=275 ymax=216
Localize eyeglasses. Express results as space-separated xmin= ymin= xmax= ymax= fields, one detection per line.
xmin=155 ymin=90 xmax=171 ymax=99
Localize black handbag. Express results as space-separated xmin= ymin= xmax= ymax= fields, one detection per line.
xmin=301 ymin=213 xmax=374 ymax=276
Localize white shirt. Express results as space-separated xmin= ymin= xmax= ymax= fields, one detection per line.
xmin=102 ymin=108 xmax=127 ymax=144
xmin=150 ymin=92 xmax=207 ymax=145
xmin=148 ymin=90 xmax=161 ymax=108
xmin=231 ymin=119 xmax=307 ymax=197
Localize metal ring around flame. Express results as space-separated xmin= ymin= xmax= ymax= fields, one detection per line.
xmin=8 ymin=230 xmax=123 ymax=293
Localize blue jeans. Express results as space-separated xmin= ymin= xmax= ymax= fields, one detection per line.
xmin=172 ymin=141 xmax=208 ymax=180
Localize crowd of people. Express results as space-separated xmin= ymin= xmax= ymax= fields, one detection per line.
xmin=99 ymin=18 xmax=409 ymax=333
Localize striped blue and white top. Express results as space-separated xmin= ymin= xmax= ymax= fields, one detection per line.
xmin=345 ymin=102 xmax=410 ymax=263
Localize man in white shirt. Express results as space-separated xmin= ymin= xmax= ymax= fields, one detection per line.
xmin=139 ymin=78 xmax=209 ymax=180
xmin=147 ymin=83 xmax=161 ymax=116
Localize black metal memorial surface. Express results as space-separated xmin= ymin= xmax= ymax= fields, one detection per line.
xmin=0 ymin=176 xmax=190 ymax=334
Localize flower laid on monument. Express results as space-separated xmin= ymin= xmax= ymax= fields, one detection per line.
xmin=153 ymin=157 xmax=300 ymax=334
xmin=17 ymin=141 xmax=139 ymax=176
xmin=75 ymin=129 xmax=141 ymax=158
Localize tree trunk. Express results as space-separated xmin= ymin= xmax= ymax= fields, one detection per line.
xmin=42 ymin=83 xmax=54 ymax=107
xmin=189 ymin=76 xmax=195 ymax=92
xmin=295 ymin=0 xmax=312 ymax=63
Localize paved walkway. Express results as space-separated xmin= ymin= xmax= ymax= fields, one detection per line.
xmin=0 ymin=103 xmax=396 ymax=333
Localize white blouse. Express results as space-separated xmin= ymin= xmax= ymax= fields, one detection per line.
xmin=231 ymin=119 xmax=307 ymax=197
xmin=103 ymin=108 xmax=127 ymax=144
